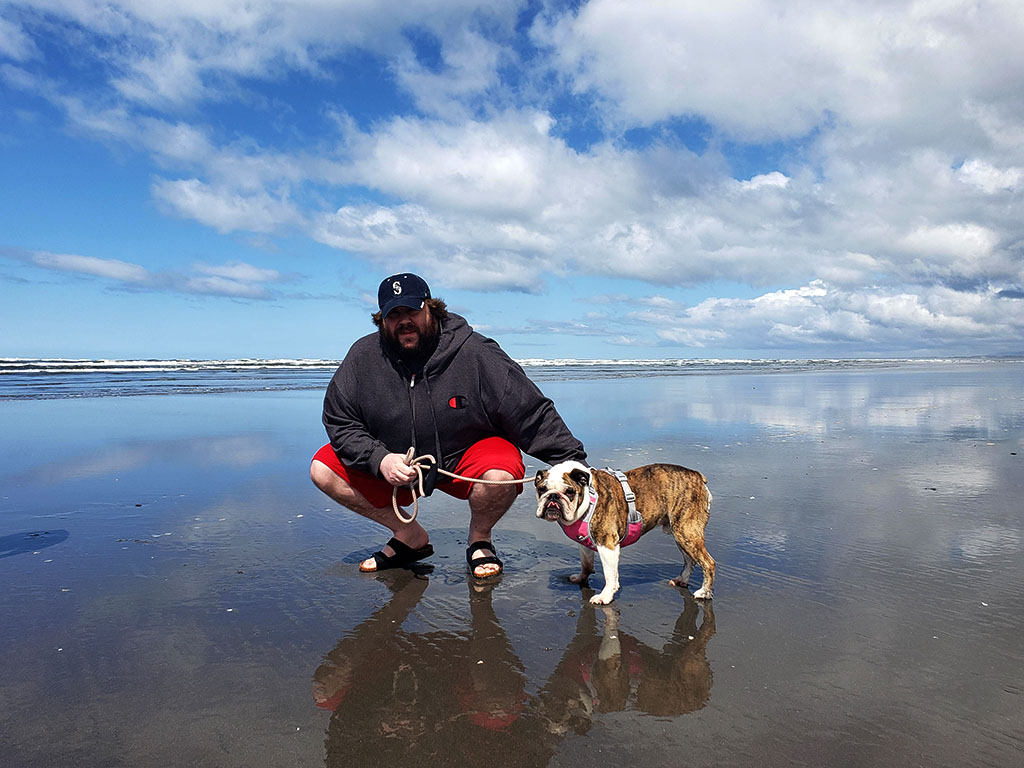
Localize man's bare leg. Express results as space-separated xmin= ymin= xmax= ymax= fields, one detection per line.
xmin=310 ymin=460 xmax=429 ymax=571
xmin=467 ymin=469 xmax=518 ymax=578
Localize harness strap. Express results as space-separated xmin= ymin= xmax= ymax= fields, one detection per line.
xmin=605 ymin=468 xmax=642 ymax=525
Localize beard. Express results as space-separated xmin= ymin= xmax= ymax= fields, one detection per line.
xmin=382 ymin=314 xmax=440 ymax=365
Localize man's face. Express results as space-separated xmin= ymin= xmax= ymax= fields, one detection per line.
xmin=382 ymin=303 xmax=435 ymax=355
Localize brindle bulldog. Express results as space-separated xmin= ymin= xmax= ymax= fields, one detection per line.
xmin=535 ymin=461 xmax=715 ymax=604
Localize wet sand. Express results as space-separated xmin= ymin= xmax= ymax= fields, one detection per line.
xmin=2 ymin=362 xmax=1023 ymax=766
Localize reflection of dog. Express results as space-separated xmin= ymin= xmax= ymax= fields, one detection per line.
xmin=535 ymin=598 xmax=715 ymax=733
xmin=535 ymin=461 xmax=715 ymax=604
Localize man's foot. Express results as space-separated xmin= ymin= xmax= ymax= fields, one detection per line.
xmin=360 ymin=537 xmax=433 ymax=572
xmin=466 ymin=540 xmax=503 ymax=579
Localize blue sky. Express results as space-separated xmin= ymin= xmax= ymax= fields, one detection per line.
xmin=1 ymin=0 xmax=1023 ymax=360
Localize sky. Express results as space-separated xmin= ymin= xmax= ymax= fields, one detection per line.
xmin=1 ymin=0 xmax=1023 ymax=361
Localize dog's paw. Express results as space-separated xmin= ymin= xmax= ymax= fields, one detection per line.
xmin=693 ymin=586 xmax=712 ymax=600
xmin=669 ymin=577 xmax=688 ymax=588
xmin=589 ymin=592 xmax=615 ymax=605
xmin=569 ymin=572 xmax=591 ymax=585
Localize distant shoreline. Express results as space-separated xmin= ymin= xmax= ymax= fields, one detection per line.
xmin=1 ymin=356 xmax=1020 ymax=402
xmin=3 ymin=354 xmax=1022 ymax=370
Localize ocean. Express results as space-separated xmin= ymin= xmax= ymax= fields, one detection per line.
xmin=2 ymin=355 xmax=1018 ymax=399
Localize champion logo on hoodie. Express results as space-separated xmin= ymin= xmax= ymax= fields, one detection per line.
xmin=448 ymin=395 xmax=468 ymax=409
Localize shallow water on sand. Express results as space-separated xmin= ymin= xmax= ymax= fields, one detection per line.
xmin=1 ymin=363 xmax=1022 ymax=767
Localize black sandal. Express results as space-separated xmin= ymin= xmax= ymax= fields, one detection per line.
xmin=360 ymin=537 xmax=434 ymax=572
xmin=466 ymin=540 xmax=503 ymax=579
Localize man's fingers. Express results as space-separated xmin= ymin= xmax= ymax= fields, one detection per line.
xmin=382 ymin=453 xmax=416 ymax=485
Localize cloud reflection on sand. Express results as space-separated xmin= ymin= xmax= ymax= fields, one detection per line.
xmin=10 ymin=435 xmax=280 ymax=484
xmin=956 ymin=523 xmax=1023 ymax=560
xmin=668 ymin=374 xmax=1015 ymax=438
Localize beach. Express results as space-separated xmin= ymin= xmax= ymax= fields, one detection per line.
xmin=2 ymin=360 xmax=1023 ymax=767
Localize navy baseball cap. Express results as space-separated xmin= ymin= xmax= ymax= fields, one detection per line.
xmin=378 ymin=273 xmax=431 ymax=318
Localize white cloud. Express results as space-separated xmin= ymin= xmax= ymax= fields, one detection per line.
xmin=152 ymin=178 xmax=302 ymax=233
xmin=740 ymin=172 xmax=790 ymax=191
xmin=10 ymin=249 xmax=283 ymax=299
xmin=343 ymin=115 xmax=569 ymax=216
xmin=31 ymin=251 xmax=150 ymax=283
xmin=394 ymin=28 xmax=506 ymax=118
xmin=897 ymin=222 xmax=998 ymax=263
xmin=0 ymin=16 xmax=38 ymax=61
xmin=4 ymin=0 xmax=520 ymax=107
xmin=193 ymin=261 xmax=281 ymax=282
xmin=315 ymin=111 xmax=1024 ymax=296
xmin=645 ymin=281 xmax=1023 ymax=353
xmin=181 ymin=275 xmax=270 ymax=299
xmin=956 ymin=159 xmax=1023 ymax=194
xmin=313 ymin=202 xmax=543 ymax=292
xmin=534 ymin=0 xmax=1024 ymax=146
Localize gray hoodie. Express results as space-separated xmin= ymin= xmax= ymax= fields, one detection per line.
xmin=322 ymin=313 xmax=586 ymax=477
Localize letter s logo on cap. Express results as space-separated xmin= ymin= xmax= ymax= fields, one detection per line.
xmin=392 ymin=280 xmax=402 ymax=295
xmin=448 ymin=395 xmax=467 ymax=409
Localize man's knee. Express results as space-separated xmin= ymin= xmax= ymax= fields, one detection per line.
xmin=470 ymin=469 xmax=520 ymax=503
xmin=481 ymin=469 xmax=515 ymax=482
xmin=310 ymin=459 xmax=337 ymax=492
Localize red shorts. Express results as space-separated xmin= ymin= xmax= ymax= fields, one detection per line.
xmin=311 ymin=437 xmax=525 ymax=509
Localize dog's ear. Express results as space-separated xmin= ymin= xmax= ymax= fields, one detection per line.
xmin=569 ymin=468 xmax=590 ymax=487
xmin=534 ymin=469 xmax=548 ymax=488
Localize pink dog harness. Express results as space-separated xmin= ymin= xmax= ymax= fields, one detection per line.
xmin=561 ymin=468 xmax=644 ymax=552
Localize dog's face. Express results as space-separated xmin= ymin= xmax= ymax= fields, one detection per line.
xmin=535 ymin=461 xmax=592 ymax=524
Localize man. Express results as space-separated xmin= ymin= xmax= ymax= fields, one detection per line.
xmin=311 ymin=272 xmax=587 ymax=578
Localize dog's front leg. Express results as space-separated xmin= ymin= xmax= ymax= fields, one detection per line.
xmin=570 ymin=545 xmax=595 ymax=585
xmin=590 ymin=545 xmax=621 ymax=605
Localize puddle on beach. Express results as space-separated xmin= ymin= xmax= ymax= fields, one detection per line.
xmin=2 ymin=365 xmax=1023 ymax=766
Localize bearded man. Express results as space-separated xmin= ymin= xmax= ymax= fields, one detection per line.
xmin=311 ymin=273 xmax=587 ymax=578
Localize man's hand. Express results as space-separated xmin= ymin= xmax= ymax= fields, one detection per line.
xmin=380 ymin=453 xmax=417 ymax=486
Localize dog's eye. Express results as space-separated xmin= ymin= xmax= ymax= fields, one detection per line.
xmin=537 ymin=485 xmax=547 ymax=494
xmin=565 ymin=489 xmax=575 ymax=499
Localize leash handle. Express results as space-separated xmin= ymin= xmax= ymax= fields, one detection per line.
xmin=392 ymin=448 xmax=425 ymax=524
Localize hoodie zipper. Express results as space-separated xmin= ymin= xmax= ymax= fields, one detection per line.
xmin=407 ymin=372 xmax=418 ymax=452
xmin=421 ymin=373 xmax=444 ymax=466
xmin=406 ymin=370 xmax=443 ymax=466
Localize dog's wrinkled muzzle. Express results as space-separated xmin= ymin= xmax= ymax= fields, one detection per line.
xmin=541 ymin=498 xmax=562 ymax=521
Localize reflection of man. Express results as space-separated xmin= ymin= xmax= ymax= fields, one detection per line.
xmin=314 ymin=575 xmax=557 ymax=768
xmin=311 ymin=273 xmax=586 ymax=578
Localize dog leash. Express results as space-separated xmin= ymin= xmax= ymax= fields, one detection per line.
xmin=392 ymin=448 xmax=537 ymax=523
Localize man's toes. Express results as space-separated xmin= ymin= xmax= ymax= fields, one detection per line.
xmin=359 ymin=544 xmax=399 ymax=572
xmin=473 ymin=563 xmax=499 ymax=578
